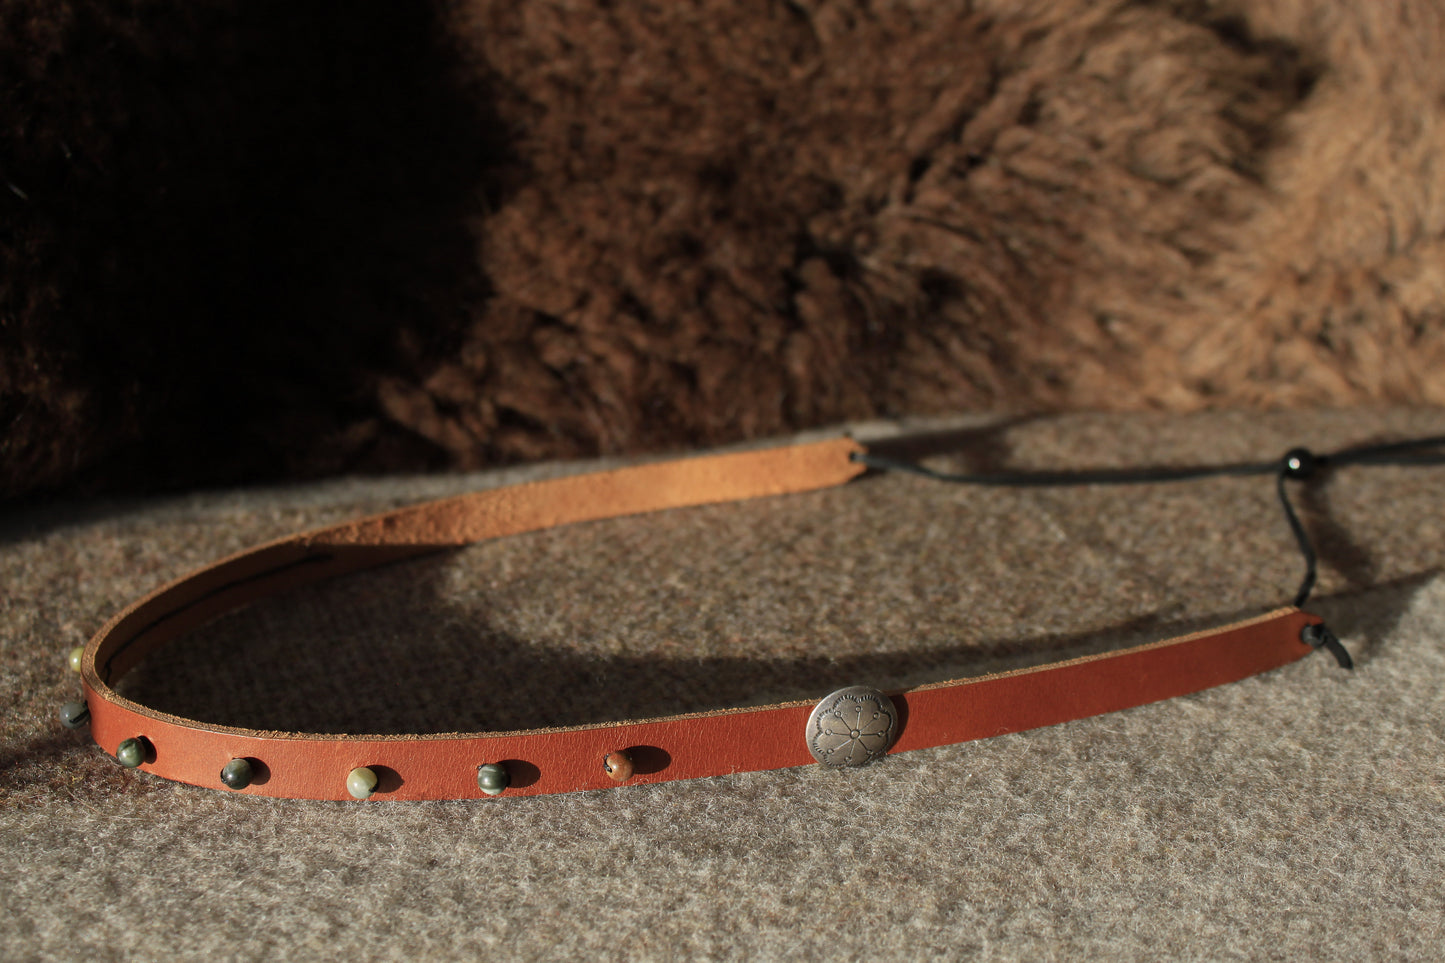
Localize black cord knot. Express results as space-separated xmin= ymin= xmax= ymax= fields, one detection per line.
xmin=1300 ymin=622 xmax=1353 ymax=669
xmin=1282 ymin=447 xmax=1320 ymax=480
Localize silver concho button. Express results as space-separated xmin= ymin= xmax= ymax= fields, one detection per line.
xmin=806 ymin=686 xmax=898 ymax=768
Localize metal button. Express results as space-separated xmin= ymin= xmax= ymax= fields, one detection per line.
xmin=806 ymin=686 xmax=898 ymax=767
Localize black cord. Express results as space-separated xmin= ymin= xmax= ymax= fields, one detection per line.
xmin=851 ymin=433 xmax=1445 ymax=670
xmin=1328 ymin=433 xmax=1445 ymax=467
xmin=1275 ymin=467 xmax=1316 ymax=608
xmin=850 ymin=451 xmax=1277 ymax=487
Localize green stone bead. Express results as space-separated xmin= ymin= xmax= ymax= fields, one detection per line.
xmin=67 ymin=647 xmax=85 ymax=673
xmin=477 ymin=763 xmax=510 ymax=796
xmin=220 ymin=758 xmax=254 ymax=791
xmin=346 ymin=767 xmax=378 ymax=800
xmin=116 ymin=738 xmax=145 ymax=769
xmin=58 ymin=701 xmax=90 ymax=730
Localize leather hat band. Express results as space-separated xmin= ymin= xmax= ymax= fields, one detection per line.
xmin=78 ymin=438 xmax=1322 ymax=800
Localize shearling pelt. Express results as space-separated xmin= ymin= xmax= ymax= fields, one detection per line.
xmin=2 ymin=0 xmax=1442 ymax=500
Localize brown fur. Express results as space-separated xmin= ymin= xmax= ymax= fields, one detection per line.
xmin=2 ymin=0 xmax=1443 ymax=499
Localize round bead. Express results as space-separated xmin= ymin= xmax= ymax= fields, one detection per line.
xmin=476 ymin=763 xmax=510 ymax=796
xmin=116 ymin=738 xmax=146 ymax=769
xmin=1283 ymin=447 xmax=1318 ymax=479
xmin=220 ymin=758 xmax=254 ymax=791
xmin=58 ymin=700 xmax=90 ymax=730
xmin=67 ymin=646 xmax=85 ymax=673
xmin=346 ymin=767 xmax=379 ymax=800
xmin=603 ymin=750 xmax=634 ymax=783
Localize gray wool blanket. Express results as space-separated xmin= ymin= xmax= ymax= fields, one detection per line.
xmin=3 ymin=410 xmax=1443 ymax=960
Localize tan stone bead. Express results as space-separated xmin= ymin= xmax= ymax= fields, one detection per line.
xmin=346 ymin=767 xmax=379 ymax=800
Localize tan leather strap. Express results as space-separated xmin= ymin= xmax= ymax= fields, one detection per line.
xmin=80 ymin=438 xmax=1321 ymax=800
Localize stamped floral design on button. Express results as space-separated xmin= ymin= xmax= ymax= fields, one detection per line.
xmin=807 ymin=686 xmax=898 ymax=768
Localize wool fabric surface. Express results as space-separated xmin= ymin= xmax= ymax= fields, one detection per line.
xmin=2 ymin=409 xmax=1444 ymax=960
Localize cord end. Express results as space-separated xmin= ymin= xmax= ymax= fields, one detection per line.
xmin=1300 ymin=623 xmax=1353 ymax=669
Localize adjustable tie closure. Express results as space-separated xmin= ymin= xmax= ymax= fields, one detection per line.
xmin=851 ymin=432 xmax=1445 ymax=674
